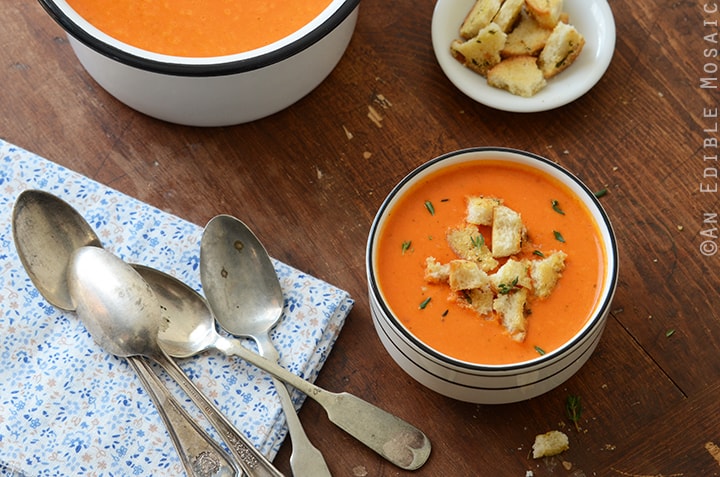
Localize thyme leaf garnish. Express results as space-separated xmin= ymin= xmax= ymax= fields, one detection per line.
xmin=551 ymin=200 xmax=566 ymax=215
xmin=533 ymin=250 xmax=545 ymax=257
xmin=471 ymin=234 xmax=485 ymax=249
xmin=553 ymin=230 xmax=566 ymax=243
xmin=419 ymin=297 xmax=432 ymax=309
xmin=424 ymin=200 xmax=435 ymax=215
xmin=594 ymin=188 xmax=608 ymax=198
xmin=401 ymin=241 xmax=412 ymax=254
xmin=534 ymin=345 xmax=546 ymax=355
xmin=498 ymin=277 xmax=519 ymax=295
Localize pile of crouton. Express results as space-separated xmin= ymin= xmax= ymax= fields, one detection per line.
xmin=450 ymin=0 xmax=585 ymax=97
xmin=424 ymin=196 xmax=566 ymax=342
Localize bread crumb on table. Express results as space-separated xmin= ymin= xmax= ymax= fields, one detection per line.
xmin=532 ymin=430 xmax=569 ymax=459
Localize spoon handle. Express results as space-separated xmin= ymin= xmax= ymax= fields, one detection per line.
xmin=152 ymin=350 xmax=285 ymax=477
xmin=129 ymin=356 xmax=239 ymax=477
xmin=255 ymin=335 xmax=331 ymax=477
xmin=219 ymin=338 xmax=431 ymax=471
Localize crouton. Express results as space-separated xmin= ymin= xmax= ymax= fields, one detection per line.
xmin=537 ymin=22 xmax=585 ymax=79
xmin=424 ymin=256 xmax=450 ymax=283
xmin=451 ymin=22 xmax=507 ymax=77
xmin=491 ymin=0 xmax=525 ymax=32
xmin=501 ymin=10 xmax=552 ymax=57
xmin=447 ymin=225 xmax=499 ymax=271
xmin=459 ymin=0 xmax=503 ymax=39
xmin=493 ymin=287 xmax=528 ymax=341
xmin=466 ymin=196 xmax=502 ymax=226
xmin=460 ymin=286 xmax=495 ymax=316
xmin=532 ymin=430 xmax=570 ymax=459
xmin=491 ymin=205 xmax=526 ymax=257
xmin=449 ymin=260 xmax=491 ymax=291
xmin=524 ymin=0 xmax=564 ymax=29
xmin=487 ymin=55 xmax=547 ymax=97
xmin=491 ymin=258 xmax=532 ymax=292
xmin=530 ymin=250 xmax=567 ymax=297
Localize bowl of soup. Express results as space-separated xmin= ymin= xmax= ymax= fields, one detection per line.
xmin=366 ymin=147 xmax=618 ymax=404
xmin=37 ymin=0 xmax=359 ymax=126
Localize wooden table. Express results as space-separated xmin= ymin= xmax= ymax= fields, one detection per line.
xmin=2 ymin=1 xmax=719 ymax=475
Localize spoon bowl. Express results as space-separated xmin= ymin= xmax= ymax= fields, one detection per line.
xmin=199 ymin=214 xmax=330 ymax=476
xmin=12 ymin=189 xmax=102 ymax=310
xmin=67 ymin=246 xmax=283 ymax=477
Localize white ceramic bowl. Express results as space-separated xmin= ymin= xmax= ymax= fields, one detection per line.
xmin=366 ymin=148 xmax=619 ymax=404
xmin=432 ymin=0 xmax=616 ymax=112
xmin=38 ymin=0 xmax=359 ymax=126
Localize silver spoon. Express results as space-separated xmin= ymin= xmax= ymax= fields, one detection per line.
xmin=199 ymin=215 xmax=330 ymax=477
xmin=67 ymin=246 xmax=284 ymax=477
xmin=11 ymin=189 xmax=237 ymax=477
xmin=157 ymin=216 xmax=431 ymax=470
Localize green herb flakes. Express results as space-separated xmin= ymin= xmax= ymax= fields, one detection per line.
xmin=553 ymin=230 xmax=566 ymax=243
xmin=401 ymin=241 xmax=412 ymax=254
xmin=498 ymin=277 xmax=519 ymax=295
xmin=551 ymin=200 xmax=566 ymax=215
xmin=419 ymin=297 xmax=432 ymax=309
xmin=471 ymin=234 xmax=485 ymax=248
xmin=424 ymin=200 xmax=435 ymax=215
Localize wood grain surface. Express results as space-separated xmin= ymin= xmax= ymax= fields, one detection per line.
xmin=2 ymin=0 xmax=719 ymax=475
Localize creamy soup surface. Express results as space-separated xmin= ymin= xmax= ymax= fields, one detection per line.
xmin=375 ymin=160 xmax=606 ymax=365
xmin=67 ymin=0 xmax=333 ymax=57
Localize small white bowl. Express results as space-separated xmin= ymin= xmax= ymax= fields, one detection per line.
xmin=366 ymin=148 xmax=619 ymax=404
xmin=38 ymin=0 xmax=359 ymax=126
xmin=432 ymin=0 xmax=616 ymax=112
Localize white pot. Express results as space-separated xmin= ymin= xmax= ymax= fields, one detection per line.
xmin=38 ymin=0 xmax=359 ymax=126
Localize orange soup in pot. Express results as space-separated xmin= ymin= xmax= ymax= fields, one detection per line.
xmin=374 ymin=160 xmax=606 ymax=365
xmin=67 ymin=0 xmax=333 ymax=57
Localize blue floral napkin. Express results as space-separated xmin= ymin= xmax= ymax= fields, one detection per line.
xmin=0 ymin=139 xmax=354 ymax=476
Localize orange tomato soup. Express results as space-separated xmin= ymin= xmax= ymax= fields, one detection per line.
xmin=375 ymin=160 xmax=606 ymax=365
xmin=67 ymin=0 xmax=333 ymax=57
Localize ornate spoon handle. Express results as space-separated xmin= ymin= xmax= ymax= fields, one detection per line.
xmin=129 ymin=356 xmax=238 ymax=477
xmin=218 ymin=337 xmax=432 ymax=471
xmin=128 ymin=356 xmax=238 ymax=477
xmin=152 ymin=351 xmax=285 ymax=477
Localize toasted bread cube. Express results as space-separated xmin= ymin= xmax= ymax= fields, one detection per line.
xmin=460 ymin=0 xmax=503 ymax=39
xmin=449 ymin=260 xmax=491 ymax=291
xmin=493 ymin=287 xmax=528 ymax=341
xmin=502 ymin=10 xmax=552 ymax=57
xmin=525 ymin=0 xmax=564 ymax=29
xmin=451 ymin=22 xmax=507 ymax=77
xmin=491 ymin=258 xmax=532 ymax=292
xmin=532 ymin=430 xmax=570 ymax=458
xmin=538 ymin=22 xmax=585 ymax=79
xmin=461 ymin=286 xmax=495 ymax=316
xmin=487 ymin=56 xmax=547 ymax=97
xmin=424 ymin=256 xmax=450 ymax=283
xmin=492 ymin=0 xmax=525 ymax=32
xmin=530 ymin=250 xmax=567 ymax=297
xmin=491 ymin=205 xmax=526 ymax=257
xmin=447 ymin=225 xmax=499 ymax=271
xmin=466 ymin=196 xmax=502 ymax=226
